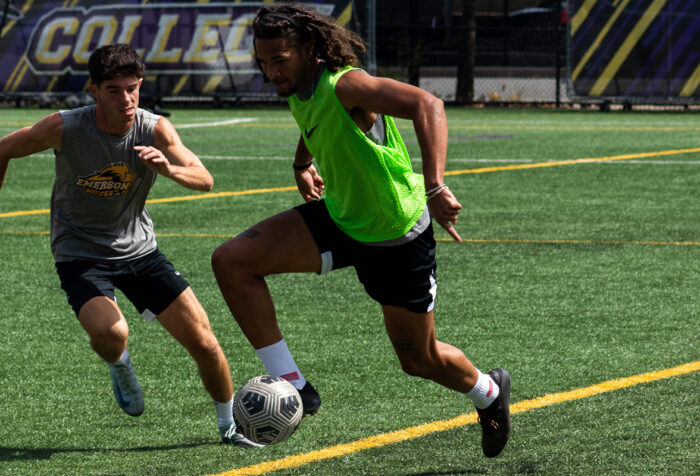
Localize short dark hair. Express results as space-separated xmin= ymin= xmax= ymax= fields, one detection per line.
xmin=88 ymin=43 xmax=145 ymax=85
xmin=252 ymin=4 xmax=365 ymax=75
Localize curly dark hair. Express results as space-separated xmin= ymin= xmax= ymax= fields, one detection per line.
xmin=252 ymin=3 xmax=366 ymax=75
xmin=88 ymin=43 xmax=145 ymax=85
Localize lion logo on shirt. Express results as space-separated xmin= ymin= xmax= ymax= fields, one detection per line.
xmin=75 ymin=162 xmax=137 ymax=197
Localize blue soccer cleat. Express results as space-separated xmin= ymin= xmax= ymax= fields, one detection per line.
xmin=108 ymin=349 xmax=144 ymax=417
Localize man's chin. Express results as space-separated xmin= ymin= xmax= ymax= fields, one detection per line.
xmin=274 ymin=85 xmax=295 ymax=98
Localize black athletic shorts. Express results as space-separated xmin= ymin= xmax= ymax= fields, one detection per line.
xmin=294 ymin=199 xmax=437 ymax=314
xmin=55 ymin=248 xmax=190 ymax=320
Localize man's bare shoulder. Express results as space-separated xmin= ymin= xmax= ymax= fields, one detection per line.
xmin=33 ymin=112 xmax=64 ymax=151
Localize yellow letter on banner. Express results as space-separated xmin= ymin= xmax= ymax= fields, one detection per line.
xmin=35 ymin=17 xmax=78 ymax=64
xmin=183 ymin=14 xmax=232 ymax=63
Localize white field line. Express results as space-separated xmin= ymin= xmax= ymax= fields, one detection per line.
xmin=23 ymin=153 xmax=700 ymax=166
xmin=174 ymin=117 xmax=258 ymax=128
xmin=199 ymin=156 xmax=700 ymax=166
xmin=200 ymin=155 xmax=291 ymax=160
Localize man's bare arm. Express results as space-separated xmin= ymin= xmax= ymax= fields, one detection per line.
xmin=335 ymin=71 xmax=462 ymax=241
xmin=140 ymin=116 xmax=213 ymax=191
xmin=0 ymin=113 xmax=62 ymax=190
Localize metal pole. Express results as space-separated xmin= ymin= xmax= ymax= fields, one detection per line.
xmin=367 ymin=0 xmax=377 ymax=75
xmin=456 ymin=0 xmax=475 ymax=104
xmin=555 ymin=0 xmax=562 ymax=108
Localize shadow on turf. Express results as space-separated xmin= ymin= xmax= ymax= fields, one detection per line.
xmin=408 ymin=462 xmax=542 ymax=476
xmin=407 ymin=472 xmax=486 ymax=475
xmin=0 ymin=441 xmax=212 ymax=462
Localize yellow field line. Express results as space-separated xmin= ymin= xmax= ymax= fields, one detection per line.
xmin=5 ymin=231 xmax=700 ymax=246
xmin=441 ymin=124 xmax=700 ymax=132
xmin=3 ymin=148 xmax=699 ymax=219
xmin=0 ymin=208 xmax=51 ymax=218
xmin=145 ymin=186 xmax=297 ymax=204
xmin=436 ymin=237 xmax=700 ymax=247
xmin=0 ymin=231 xmax=50 ymax=236
xmin=4 ymin=231 xmax=700 ymax=249
xmin=0 ymin=186 xmax=297 ymax=218
xmin=445 ymin=147 xmax=700 ymax=176
xmin=210 ymin=361 xmax=699 ymax=476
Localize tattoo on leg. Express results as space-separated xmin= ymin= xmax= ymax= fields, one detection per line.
xmin=396 ymin=342 xmax=413 ymax=351
xmin=241 ymin=228 xmax=261 ymax=238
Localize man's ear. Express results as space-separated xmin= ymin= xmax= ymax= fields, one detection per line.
xmin=253 ymin=40 xmax=270 ymax=83
xmin=302 ymin=39 xmax=315 ymax=59
xmin=88 ymin=83 xmax=97 ymax=98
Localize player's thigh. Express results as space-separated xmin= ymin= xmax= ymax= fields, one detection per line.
xmin=382 ymin=305 xmax=437 ymax=355
xmin=156 ymin=286 xmax=216 ymax=350
xmin=77 ymin=295 xmax=128 ymax=341
xmin=214 ymin=208 xmax=321 ymax=275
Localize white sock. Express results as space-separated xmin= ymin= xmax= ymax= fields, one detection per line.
xmin=466 ymin=370 xmax=500 ymax=409
xmin=109 ymin=348 xmax=131 ymax=367
xmin=214 ymin=398 xmax=234 ymax=429
xmin=118 ymin=349 xmax=130 ymax=364
xmin=255 ymin=339 xmax=307 ymax=390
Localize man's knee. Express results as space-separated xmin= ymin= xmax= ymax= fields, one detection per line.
xmin=189 ymin=331 xmax=226 ymax=364
xmin=212 ymin=243 xmax=232 ymax=272
xmin=212 ymin=241 xmax=247 ymax=277
xmin=397 ymin=354 xmax=436 ymax=379
xmin=399 ymin=353 xmax=445 ymax=380
xmin=88 ymin=321 xmax=129 ymax=361
xmin=399 ymin=360 xmax=424 ymax=378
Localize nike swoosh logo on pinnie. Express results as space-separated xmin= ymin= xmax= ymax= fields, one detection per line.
xmin=305 ymin=124 xmax=319 ymax=139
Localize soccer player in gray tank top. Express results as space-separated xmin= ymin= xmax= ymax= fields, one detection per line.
xmin=0 ymin=43 xmax=260 ymax=447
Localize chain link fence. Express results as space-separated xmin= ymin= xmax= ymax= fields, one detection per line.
xmin=357 ymin=0 xmax=568 ymax=104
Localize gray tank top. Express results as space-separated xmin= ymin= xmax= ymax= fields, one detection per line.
xmin=51 ymin=105 xmax=160 ymax=262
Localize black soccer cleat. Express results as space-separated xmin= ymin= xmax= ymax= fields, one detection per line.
xmin=476 ymin=368 xmax=511 ymax=458
xmin=299 ymin=381 xmax=321 ymax=416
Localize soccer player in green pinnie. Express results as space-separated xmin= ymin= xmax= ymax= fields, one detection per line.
xmin=212 ymin=4 xmax=512 ymax=457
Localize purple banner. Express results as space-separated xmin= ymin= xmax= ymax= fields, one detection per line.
xmin=1 ymin=1 xmax=338 ymax=98
xmin=570 ymin=0 xmax=700 ymax=99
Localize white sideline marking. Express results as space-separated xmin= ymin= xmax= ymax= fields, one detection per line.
xmin=175 ymin=117 xmax=258 ymax=129
xmin=200 ymin=155 xmax=291 ymax=160
xmin=198 ymin=155 xmax=700 ymax=166
xmin=25 ymin=153 xmax=700 ymax=166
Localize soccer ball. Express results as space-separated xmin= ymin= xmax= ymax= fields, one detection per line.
xmin=233 ymin=375 xmax=304 ymax=445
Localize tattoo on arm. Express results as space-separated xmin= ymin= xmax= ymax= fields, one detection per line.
xmin=241 ymin=228 xmax=261 ymax=238
xmin=396 ymin=342 xmax=413 ymax=351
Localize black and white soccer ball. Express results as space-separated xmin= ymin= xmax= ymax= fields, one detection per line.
xmin=233 ymin=375 xmax=303 ymax=445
